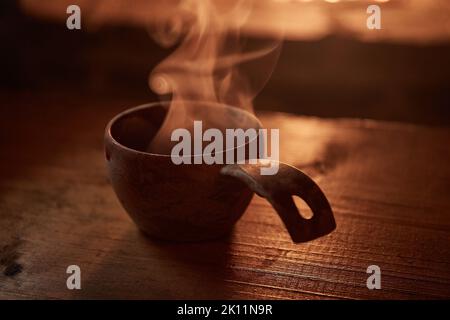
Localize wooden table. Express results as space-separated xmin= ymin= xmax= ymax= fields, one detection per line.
xmin=1 ymin=93 xmax=449 ymax=299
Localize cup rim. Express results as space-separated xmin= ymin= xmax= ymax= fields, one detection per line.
xmin=105 ymin=100 xmax=264 ymax=158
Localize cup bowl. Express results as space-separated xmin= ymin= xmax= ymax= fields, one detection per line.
xmin=104 ymin=101 xmax=261 ymax=241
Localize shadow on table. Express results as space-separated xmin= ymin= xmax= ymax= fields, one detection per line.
xmin=75 ymin=227 xmax=236 ymax=299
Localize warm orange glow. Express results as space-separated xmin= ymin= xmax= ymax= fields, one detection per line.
xmin=147 ymin=0 xmax=283 ymax=154
xmin=20 ymin=0 xmax=450 ymax=43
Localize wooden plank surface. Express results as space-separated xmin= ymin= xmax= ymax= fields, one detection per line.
xmin=1 ymin=93 xmax=450 ymax=299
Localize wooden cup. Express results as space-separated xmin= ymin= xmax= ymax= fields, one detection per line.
xmin=105 ymin=101 xmax=336 ymax=242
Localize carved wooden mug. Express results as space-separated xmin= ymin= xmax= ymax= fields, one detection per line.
xmin=104 ymin=101 xmax=336 ymax=242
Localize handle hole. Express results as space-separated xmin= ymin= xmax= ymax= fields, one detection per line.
xmin=292 ymin=195 xmax=313 ymax=220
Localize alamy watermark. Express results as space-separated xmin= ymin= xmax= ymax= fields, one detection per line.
xmin=170 ymin=121 xmax=280 ymax=175
xmin=366 ymin=265 xmax=381 ymax=290
xmin=367 ymin=5 xmax=381 ymax=30
xmin=66 ymin=5 xmax=81 ymax=30
xmin=66 ymin=4 xmax=381 ymax=31
xmin=66 ymin=265 xmax=81 ymax=290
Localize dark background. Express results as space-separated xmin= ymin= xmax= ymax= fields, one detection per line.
xmin=1 ymin=0 xmax=449 ymax=126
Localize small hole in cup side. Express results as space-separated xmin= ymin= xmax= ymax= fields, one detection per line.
xmin=105 ymin=148 xmax=111 ymax=161
xmin=292 ymin=195 xmax=313 ymax=220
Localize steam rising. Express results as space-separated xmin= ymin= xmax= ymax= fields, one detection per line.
xmin=147 ymin=0 xmax=283 ymax=154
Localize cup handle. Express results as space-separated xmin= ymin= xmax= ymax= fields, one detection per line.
xmin=220 ymin=161 xmax=336 ymax=242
